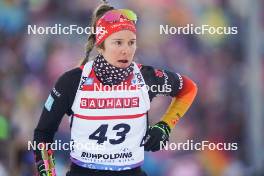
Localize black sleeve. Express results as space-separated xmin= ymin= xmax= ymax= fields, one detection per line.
xmin=33 ymin=68 xmax=81 ymax=161
xmin=140 ymin=65 xmax=183 ymax=101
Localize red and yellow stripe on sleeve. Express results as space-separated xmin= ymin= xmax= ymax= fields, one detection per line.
xmin=162 ymin=75 xmax=198 ymax=129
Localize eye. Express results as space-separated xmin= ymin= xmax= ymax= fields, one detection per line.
xmin=115 ymin=41 xmax=122 ymax=46
xmin=129 ymin=40 xmax=136 ymax=46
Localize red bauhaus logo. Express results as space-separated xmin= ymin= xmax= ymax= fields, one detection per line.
xmin=80 ymin=97 xmax=139 ymax=109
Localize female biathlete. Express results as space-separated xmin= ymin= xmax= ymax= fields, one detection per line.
xmin=33 ymin=1 xmax=197 ymax=176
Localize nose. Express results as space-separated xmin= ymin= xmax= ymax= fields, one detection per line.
xmin=121 ymin=45 xmax=130 ymax=55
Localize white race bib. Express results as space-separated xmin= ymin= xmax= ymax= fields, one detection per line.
xmin=70 ymin=61 xmax=150 ymax=171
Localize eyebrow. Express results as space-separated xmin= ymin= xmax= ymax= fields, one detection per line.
xmin=111 ymin=39 xmax=136 ymax=41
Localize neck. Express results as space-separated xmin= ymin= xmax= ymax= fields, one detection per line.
xmin=92 ymin=54 xmax=134 ymax=85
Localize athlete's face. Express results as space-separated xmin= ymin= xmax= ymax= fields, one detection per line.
xmin=98 ymin=30 xmax=136 ymax=68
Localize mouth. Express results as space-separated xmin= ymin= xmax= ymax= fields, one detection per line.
xmin=118 ymin=59 xmax=129 ymax=63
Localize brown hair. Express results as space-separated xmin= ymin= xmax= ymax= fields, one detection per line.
xmin=81 ymin=1 xmax=114 ymax=65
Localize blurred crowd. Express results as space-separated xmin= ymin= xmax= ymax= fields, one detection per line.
xmin=0 ymin=0 xmax=263 ymax=175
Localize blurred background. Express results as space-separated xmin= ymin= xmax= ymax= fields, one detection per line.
xmin=0 ymin=0 xmax=263 ymax=175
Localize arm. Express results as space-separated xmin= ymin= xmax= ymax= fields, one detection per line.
xmin=161 ymin=75 xmax=198 ymax=129
xmin=33 ymin=68 xmax=81 ymax=175
xmin=140 ymin=66 xmax=198 ymax=151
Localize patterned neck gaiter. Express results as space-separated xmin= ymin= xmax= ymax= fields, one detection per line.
xmin=93 ymin=54 xmax=134 ymax=85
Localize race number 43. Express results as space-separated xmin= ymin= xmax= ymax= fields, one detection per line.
xmin=89 ymin=123 xmax=131 ymax=145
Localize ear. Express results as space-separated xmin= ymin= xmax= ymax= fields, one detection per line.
xmin=96 ymin=47 xmax=103 ymax=54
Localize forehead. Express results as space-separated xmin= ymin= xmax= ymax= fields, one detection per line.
xmin=107 ymin=30 xmax=136 ymax=40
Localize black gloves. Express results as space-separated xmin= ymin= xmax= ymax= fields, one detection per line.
xmin=144 ymin=121 xmax=171 ymax=152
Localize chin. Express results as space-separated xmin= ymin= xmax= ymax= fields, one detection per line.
xmin=122 ymin=63 xmax=133 ymax=68
xmin=113 ymin=62 xmax=131 ymax=69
